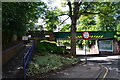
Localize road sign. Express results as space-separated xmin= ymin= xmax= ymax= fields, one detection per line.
xmin=22 ymin=36 xmax=28 ymax=40
xmin=45 ymin=35 xmax=50 ymax=37
xmin=82 ymin=31 xmax=90 ymax=40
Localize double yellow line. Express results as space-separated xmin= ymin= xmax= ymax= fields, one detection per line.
xmin=102 ymin=65 xmax=109 ymax=80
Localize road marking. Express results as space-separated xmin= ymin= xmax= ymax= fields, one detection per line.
xmin=102 ymin=65 xmax=109 ymax=80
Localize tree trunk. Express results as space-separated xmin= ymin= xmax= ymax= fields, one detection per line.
xmin=67 ymin=1 xmax=79 ymax=56
xmin=70 ymin=2 xmax=79 ymax=56
xmin=71 ymin=17 xmax=77 ymax=56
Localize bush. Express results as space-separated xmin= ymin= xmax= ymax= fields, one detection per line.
xmin=63 ymin=42 xmax=70 ymax=46
xmin=27 ymin=54 xmax=80 ymax=76
xmin=35 ymin=40 xmax=69 ymax=55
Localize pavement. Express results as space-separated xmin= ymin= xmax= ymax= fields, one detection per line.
xmin=79 ymin=55 xmax=120 ymax=80
xmin=47 ymin=62 xmax=102 ymax=80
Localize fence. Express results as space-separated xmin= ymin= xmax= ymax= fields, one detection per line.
xmin=23 ymin=40 xmax=34 ymax=79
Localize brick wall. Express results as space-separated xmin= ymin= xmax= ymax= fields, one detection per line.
xmin=2 ymin=42 xmax=24 ymax=66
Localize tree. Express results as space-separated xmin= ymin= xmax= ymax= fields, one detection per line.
xmin=60 ymin=24 xmax=71 ymax=32
xmin=44 ymin=9 xmax=60 ymax=31
xmin=56 ymin=1 xmax=119 ymax=56
xmin=77 ymin=15 xmax=97 ymax=31
xmin=2 ymin=2 xmax=47 ymax=48
xmin=116 ymin=2 xmax=120 ymax=41
xmin=116 ymin=20 xmax=120 ymax=41
xmin=63 ymin=1 xmax=119 ymax=56
xmin=96 ymin=14 xmax=116 ymax=31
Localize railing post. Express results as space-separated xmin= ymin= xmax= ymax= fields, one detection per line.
xmin=24 ymin=60 xmax=26 ymax=80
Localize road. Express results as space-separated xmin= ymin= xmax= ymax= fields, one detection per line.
xmin=78 ymin=54 xmax=120 ymax=80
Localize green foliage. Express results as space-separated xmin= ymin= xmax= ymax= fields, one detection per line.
xmin=35 ymin=40 xmax=69 ymax=55
xmin=27 ymin=54 xmax=80 ymax=76
xmin=92 ymin=2 xmax=118 ymax=31
xmin=77 ymin=40 xmax=95 ymax=49
xmin=59 ymin=2 xmax=119 ymax=32
xmin=117 ymin=23 xmax=120 ymax=31
xmin=2 ymin=2 xmax=47 ymax=34
xmin=2 ymin=2 xmax=47 ymax=46
xmin=77 ymin=15 xmax=98 ymax=31
xmin=60 ymin=24 xmax=71 ymax=32
xmin=58 ymin=40 xmax=71 ymax=47
xmin=96 ymin=14 xmax=116 ymax=31
xmin=63 ymin=42 xmax=70 ymax=46
xmin=27 ymin=54 xmax=63 ymax=75
xmin=116 ymin=23 xmax=120 ymax=41
xmin=77 ymin=40 xmax=83 ymax=49
xmin=2 ymin=2 xmax=61 ymax=48
xmin=77 ymin=2 xmax=117 ymax=31
xmin=44 ymin=9 xmax=61 ymax=31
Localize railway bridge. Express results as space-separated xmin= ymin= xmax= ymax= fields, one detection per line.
xmin=28 ymin=31 xmax=120 ymax=54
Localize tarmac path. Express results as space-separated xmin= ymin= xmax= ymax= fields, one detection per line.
xmin=79 ymin=55 xmax=120 ymax=80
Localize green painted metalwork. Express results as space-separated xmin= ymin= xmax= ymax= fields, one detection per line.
xmin=53 ymin=31 xmax=117 ymax=40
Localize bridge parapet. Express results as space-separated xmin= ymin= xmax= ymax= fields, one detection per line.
xmin=54 ymin=31 xmax=117 ymax=40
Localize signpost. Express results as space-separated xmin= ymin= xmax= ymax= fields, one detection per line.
xmin=82 ymin=31 xmax=90 ymax=64
xmin=22 ymin=36 xmax=28 ymax=41
xmin=45 ymin=35 xmax=50 ymax=37
xmin=22 ymin=36 xmax=28 ymax=46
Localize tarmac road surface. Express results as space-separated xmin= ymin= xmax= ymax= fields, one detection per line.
xmin=79 ymin=55 xmax=120 ymax=80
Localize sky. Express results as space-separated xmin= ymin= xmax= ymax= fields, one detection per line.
xmin=35 ymin=0 xmax=71 ymax=31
